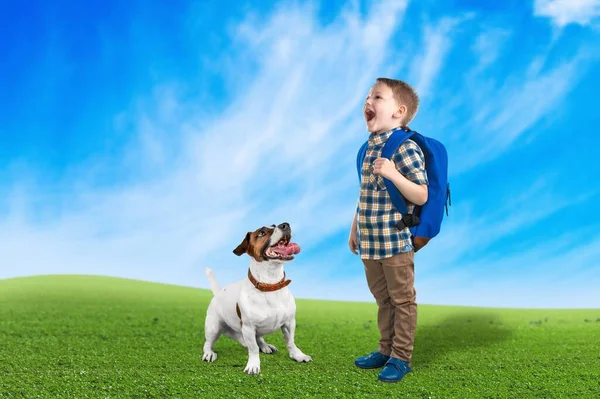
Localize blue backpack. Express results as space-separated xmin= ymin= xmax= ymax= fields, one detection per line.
xmin=356 ymin=126 xmax=451 ymax=251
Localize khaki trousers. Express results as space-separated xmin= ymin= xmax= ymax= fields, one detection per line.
xmin=362 ymin=251 xmax=416 ymax=363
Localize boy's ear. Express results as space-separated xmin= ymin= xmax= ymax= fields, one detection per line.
xmin=394 ymin=104 xmax=407 ymax=119
xmin=233 ymin=232 xmax=251 ymax=256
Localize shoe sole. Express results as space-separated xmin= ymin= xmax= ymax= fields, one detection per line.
xmin=378 ymin=370 xmax=410 ymax=383
xmin=378 ymin=378 xmax=403 ymax=383
xmin=355 ymin=364 xmax=386 ymax=369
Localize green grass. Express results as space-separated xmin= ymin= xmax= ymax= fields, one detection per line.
xmin=0 ymin=275 xmax=599 ymax=398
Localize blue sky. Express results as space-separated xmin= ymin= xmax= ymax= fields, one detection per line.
xmin=1 ymin=0 xmax=599 ymax=308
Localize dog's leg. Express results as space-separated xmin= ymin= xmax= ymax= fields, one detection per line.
xmin=256 ymin=335 xmax=278 ymax=354
xmin=282 ymin=319 xmax=312 ymax=363
xmin=241 ymin=325 xmax=261 ymax=374
xmin=201 ymin=313 xmax=220 ymax=362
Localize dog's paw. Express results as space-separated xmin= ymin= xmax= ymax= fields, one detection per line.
xmin=291 ymin=352 xmax=312 ymax=363
xmin=259 ymin=343 xmax=278 ymax=354
xmin=201 ymin=351 xmax=218 ymax=362
xmin=243 ymin=359 xmax=261 ymax=375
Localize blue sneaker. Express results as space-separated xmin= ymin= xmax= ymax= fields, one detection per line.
xmin=354 ymin=351 xmax=390 ymax=369
xmin=378 ymin=358 xmax=411 ymax=383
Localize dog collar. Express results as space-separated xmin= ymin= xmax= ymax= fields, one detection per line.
xmin=247 ymin=269 xmax=291 ymax=292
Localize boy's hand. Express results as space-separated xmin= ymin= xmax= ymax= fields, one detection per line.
xmin=348 ymin=233 xmax=358 ymax=254
xmin=372 ymin=158 xmax=397 ymax=179
xmin=348 ymin=228 xmax=358 ymax=255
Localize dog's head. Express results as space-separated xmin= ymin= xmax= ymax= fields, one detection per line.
xmin=233 ymin=222 xmax=300 ymax=263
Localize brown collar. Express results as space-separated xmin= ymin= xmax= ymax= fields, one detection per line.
xmin=247 ymin=269 xmax=291 ymax=292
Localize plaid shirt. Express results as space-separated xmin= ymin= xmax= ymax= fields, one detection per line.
xmin=356 ymin=127 xmax=428 ymax=260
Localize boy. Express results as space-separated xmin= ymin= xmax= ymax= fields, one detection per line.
xmin=349 ymin=78 xmax=428 ymax=383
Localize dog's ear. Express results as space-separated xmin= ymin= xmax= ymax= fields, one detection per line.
xmin=233 ymin=232 xmax=251 ymax=256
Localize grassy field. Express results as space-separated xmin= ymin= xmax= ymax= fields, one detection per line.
xmin=0 ymin=275 xmax=599 ymax=398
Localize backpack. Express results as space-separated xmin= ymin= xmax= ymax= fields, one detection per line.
xmin=356 ymin=126 xmax=451 ymax=252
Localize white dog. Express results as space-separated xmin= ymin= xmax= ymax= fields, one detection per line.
xmin=202 ymin=222 xmax=312 ymax=375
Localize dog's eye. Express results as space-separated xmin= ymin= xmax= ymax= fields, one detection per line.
xmin=258 ymin=230 xmax=265 ymax=237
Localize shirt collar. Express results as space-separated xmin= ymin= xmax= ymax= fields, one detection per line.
xmin=368 ymin=126 xmax=403 ymax=145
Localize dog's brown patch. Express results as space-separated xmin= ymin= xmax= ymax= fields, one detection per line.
xmin=236 ymin=303 xmax=242 ymax=327
xmin=233 ymin=227 xmax=274 ymax=262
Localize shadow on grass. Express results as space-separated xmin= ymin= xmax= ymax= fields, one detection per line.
xmin=413 ymin=313 xmax=514 ymax=368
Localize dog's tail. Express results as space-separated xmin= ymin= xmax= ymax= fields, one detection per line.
xmin=204 ymin=268 xmax=220 ymax=296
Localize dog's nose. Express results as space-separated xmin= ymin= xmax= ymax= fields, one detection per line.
xmin=278 ymin=222 xmax=290 ymax=232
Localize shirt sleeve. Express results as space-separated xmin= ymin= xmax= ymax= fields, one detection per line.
xmin=394 ymin=140 xmax=428 ymax=185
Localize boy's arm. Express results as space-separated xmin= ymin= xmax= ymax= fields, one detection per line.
xmin=384 ymin=172 xmax=427 ymax=205
xmin=351 ymin=197 xmax=359 ymax=232
xmin=348 ymin=200 xmax=359 ymax=254
xmin=372 ymin=141 xmax=428 ymax=205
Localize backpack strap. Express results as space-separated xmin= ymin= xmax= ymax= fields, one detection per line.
xmin=356 ymin=127 xmax=421 ymax=231
xmin=356 ymin=140 xmax=369 ymax=184
xmin=381 ymin=127 xmax=415 ymax=216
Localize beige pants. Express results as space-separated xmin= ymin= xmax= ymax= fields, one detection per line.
xmin=362 ymin=251 xmax=416 ymax=363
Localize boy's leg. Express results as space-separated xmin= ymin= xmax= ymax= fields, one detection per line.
xmin=362 ymin=258 xmax=393 ymax=356
xmin=380 ymin=250 xmax=417 ymax=363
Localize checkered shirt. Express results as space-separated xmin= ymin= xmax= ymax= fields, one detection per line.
xmin=356 ymin=127 xmax=428 ymax=260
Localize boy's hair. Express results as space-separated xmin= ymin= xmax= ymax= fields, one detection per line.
xmin=376 ymin=77 xmax=419 ymax=125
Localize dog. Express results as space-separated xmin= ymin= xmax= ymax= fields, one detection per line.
xmin=201 ymin=222 xmax=312 ymax=375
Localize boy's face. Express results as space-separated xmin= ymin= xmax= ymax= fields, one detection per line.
xmin=363 ymin=83 xmax=404 ymax=133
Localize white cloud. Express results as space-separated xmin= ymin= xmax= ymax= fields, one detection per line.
xmin=2 ymin=1 xmax=598 ymax=309
xmin=470 ymin=28 xmax=512 ymax=74
xmin=417 ymin=230 xmax=600 ymax=308
xmin=409 ymin=15 xmax=471 ymax=99
xmin=534 ymin=0 xmax=600 ymax=28
xmin=442 ymin=39 xmax=593 ymax=175
xmin=0 ymin=1 xmax=411 ymax=287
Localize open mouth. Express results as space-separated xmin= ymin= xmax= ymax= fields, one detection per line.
xmin=264 ymin=234 xmax=301 ymax=261
xmin=364 ymin=109 xmax=375 ymax=122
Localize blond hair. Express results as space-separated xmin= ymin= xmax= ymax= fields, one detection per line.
xmin=376 ymin=77 xmax=419 ymax=125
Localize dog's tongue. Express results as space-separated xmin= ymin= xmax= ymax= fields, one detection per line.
xmin=273 ymin=242 xmax=301 ymax=256
xmin=286 ymin=242 xmax=300 ymax=255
